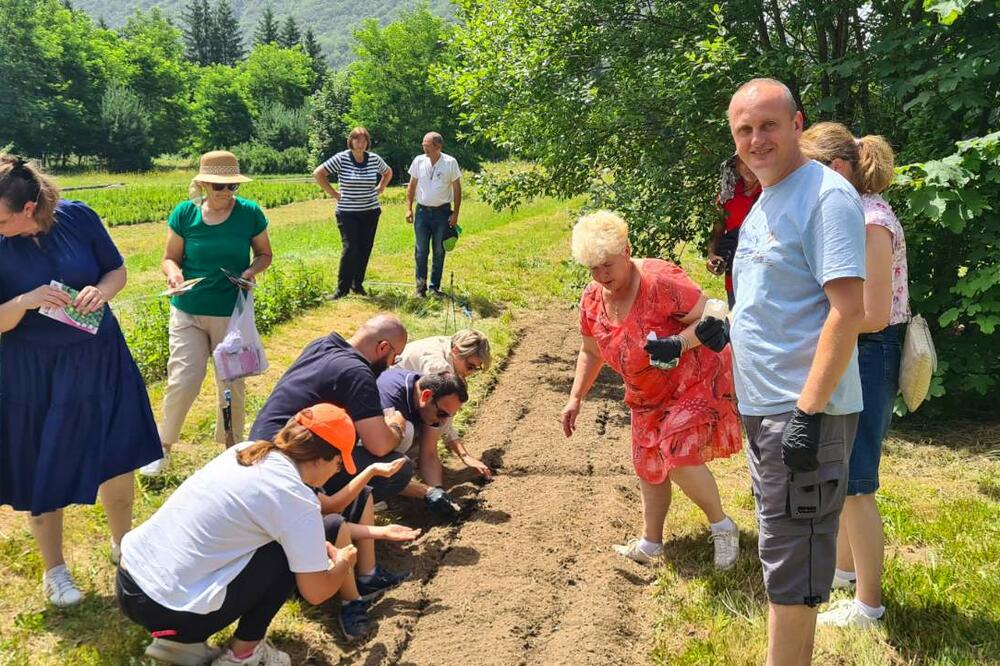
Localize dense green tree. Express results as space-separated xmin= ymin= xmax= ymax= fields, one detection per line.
xmin=180 ymin=0 xmax=211 ymax=65
xmin=0 ymin=0 xmax=52 ymax=156
xmin=254 ymin=101 xmax=310 ymax=151
xmin=100 ymin=82 xmax=153 ymax=171
xmin=308 ymin=71 xmax=352 ymax=161
xmin=278 ymin=15 xmax=301 ymax=49
xmin=210 ymin=0 xmax=244 ymax=66
xmin=191 ymin=64 xmax=254 ymax=152
xmin=253 ymin=6 xmax=279 ymax=46
xmin=301 ymin=28 xmax=327 ymax=90
xmin=239 ymin=43 xmax=316 ymax=115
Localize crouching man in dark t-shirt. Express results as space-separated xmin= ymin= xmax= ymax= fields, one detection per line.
xmin=249 ymin=314 xmax=413 ymax=502
xmin=370 ymin=368 xmax=468 ymax=517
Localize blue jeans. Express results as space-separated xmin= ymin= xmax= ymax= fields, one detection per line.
xmin=849 ymin=323 xmax=903 ymax=495
xmin=414 ymin=204 xmax=451 ymax=290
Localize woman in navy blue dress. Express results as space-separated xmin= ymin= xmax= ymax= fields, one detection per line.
xmin=0 ymin=156 xmax=161 ymax=607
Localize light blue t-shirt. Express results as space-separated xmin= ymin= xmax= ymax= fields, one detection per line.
xmin=731 ymin=160 xmax=865 ymax=417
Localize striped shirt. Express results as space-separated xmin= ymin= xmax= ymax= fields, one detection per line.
xmin=321 ymin=150 xmax=389 ymax=212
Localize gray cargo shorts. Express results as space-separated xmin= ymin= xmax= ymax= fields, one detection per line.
xmin=742 ymin=411 xmax=859 ymax=606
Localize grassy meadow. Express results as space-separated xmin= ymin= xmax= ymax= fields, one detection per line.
xmin=0 ymin=170 xmax=997 ymax=665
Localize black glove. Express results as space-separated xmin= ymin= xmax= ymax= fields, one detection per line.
xmin=425 ymin=487 xmax=460 ymax=517
xmin=781 ymin=408 xmax=823 ymax=472
xmin=695 ymin=317 xmax=729 ymax=352
xmin=643 ymin=335 xmax=683 ymax=366
xmin=715 ymin=228 xmax=740 ymax=269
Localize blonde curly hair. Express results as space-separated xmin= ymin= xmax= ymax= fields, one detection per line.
xmin=571 ymin=210 xmax=629 ymax=266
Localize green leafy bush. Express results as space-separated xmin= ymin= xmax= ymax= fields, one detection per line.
xmin=891 ymin=131 xmax=1000 ymax=415
xmin=254 ymin=102 xmax=311 ymax=152
xmin=121 ymin=261 xmax=329 ymax=383
xmin=233 ymin=143 xmax=311 ymax=175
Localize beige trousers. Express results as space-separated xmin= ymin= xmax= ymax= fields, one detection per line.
xmin=159 ymin=307 xmax=245 ymax=445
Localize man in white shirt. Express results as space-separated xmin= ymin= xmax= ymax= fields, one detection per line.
xmin=405 ymin=132 xmax=462 ymax=297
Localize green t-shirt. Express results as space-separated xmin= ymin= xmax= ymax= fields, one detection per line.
xmin=169 ymin=197 xmax=268 ymax=316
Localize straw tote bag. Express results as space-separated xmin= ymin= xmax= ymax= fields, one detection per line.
xmin=898 ymin=314 xmax=937 ymax=412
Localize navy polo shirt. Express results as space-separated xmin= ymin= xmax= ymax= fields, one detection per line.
xmin=249 ymin=333 xmax=383 ymax=441
xmin=376 ymin=368 xmax=424 ymax=427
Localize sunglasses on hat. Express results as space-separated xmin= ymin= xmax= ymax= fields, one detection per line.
xmin=211 ymin=183 xmax=240 ymax=191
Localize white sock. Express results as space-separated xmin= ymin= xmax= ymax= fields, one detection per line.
xmin=835 ymin=568 xmax=857 ymax=581
xmin=710 ymin=516 xmax=736 ymax=533
xmin=638 ymin=537 xmax=663 ymax=555
xmin=357 ymin=567 xmax=377 ymax=580
xmin=855 ymin=599 xmax=885 ymax=619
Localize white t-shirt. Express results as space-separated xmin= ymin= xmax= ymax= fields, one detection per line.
xmin=121 ymin=444 xmax=328 ymax=614
xmin=408 ymin=153 xmax=461 ymax=207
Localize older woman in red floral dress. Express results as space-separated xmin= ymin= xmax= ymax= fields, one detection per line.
xmin=561 ymin=211 xmax=742 ymax=569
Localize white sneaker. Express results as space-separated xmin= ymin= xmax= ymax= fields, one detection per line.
xmin=110 ymin=539 xmax=121 ymax=566
xmin=817 ymin=598 xmax=882 ymax=629
xmin=42 ymin=564 xmax=83 ymax=607
xmin=145 ymin=638 xmax=223 ymax=666
xmin=612 ymin=538 xmax=662 ymax=565
xmin=373 ymin=500 xmax=388 ymax=512
xmin=709 ymin=523 xmax=740 ymax=570
xmin=211 ymin=639 xmax=290 ymax=666
xmin=140 ymin=450 xmax=169 ymax=477
xmin=832 ymin=572 xmax=857 ymax=590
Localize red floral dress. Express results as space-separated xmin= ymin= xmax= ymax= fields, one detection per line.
xmin=579 ymin=259 xmax=742 ymax=483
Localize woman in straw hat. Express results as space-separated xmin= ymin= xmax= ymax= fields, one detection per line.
xmin=142 ymin=151 xmax=273 ymax=477
xmin=119 ymin=404 xmax=406 ymax=664
xmin=0 ymin=154 xmax=162 ymax=607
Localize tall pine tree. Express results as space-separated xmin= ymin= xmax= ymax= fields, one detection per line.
xmin=301 ymin=28 xmax=326 ymax=91
xmin=253 ymin=6 xmax=279 ymax=46
xmin=278 ymin=15 xmax=300 ymax=49
xmin=180 ymin=0 xmax=211 ymax=65
xmin=212 ymin=0 xmax=244 ymax=66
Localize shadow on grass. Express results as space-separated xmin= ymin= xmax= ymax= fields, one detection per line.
xmin=890 ymin=418 xmax=1000 ymax=454
xmin=363 ymin=285 xmax=504 ymax=321
xmin=882 ymin=599 xmax=1000 ymax=664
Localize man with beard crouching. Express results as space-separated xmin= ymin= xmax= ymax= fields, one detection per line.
xmin=249 ymin=314 xmax=413 ymax=502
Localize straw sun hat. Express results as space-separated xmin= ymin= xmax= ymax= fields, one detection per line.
xmin=195 ymin=150 xmax=253 ymax=184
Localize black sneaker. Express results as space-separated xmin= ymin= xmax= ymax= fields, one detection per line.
xmin=357 ymin=565 xmax=412 ymax=602
xmin=352 ymin=285 xmax=368 ymax=296
xmin=328 ymin=290 xmax=349 ymax=301
xmin=429 ymin=288 xmax=445 ymax=298
xmin=338 ymin=598 xmax=371 ymax=643
xmin=424 ymin=487 xmax=460 ymax=518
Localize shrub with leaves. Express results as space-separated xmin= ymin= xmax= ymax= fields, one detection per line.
xmin=891 ymin=131 xmax=1000 ymax=415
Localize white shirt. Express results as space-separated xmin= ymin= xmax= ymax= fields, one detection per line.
xmin=121 ymin=444 xmax=328 ymax=614
xmin=408 ymin=153 xmax=461 ymax=207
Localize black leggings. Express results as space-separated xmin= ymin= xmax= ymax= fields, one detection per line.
xmin=335 ymin=208 xmax=381 ymax=293
xmin=116 ymin=541 xmax=295 ymax=644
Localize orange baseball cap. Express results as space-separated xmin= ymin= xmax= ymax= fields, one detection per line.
xmin=295 ymin=404 xmax=357 ymax=474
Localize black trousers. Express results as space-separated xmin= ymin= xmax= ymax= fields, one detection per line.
xmin=116 ymin=541 xmax=295 ymax=644
xmin=335 ymin=208 xmax=381 ymax=294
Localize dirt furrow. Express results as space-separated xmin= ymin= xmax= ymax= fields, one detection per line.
xmin=329 ymin=306 xmax=653 ymax=666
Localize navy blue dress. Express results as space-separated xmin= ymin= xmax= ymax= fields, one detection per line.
xmin=0 ymin=200 xmax=161 ymax=515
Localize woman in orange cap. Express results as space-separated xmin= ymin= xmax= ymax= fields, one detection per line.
xmin=116 ymin=404 xmax=410 ymax=665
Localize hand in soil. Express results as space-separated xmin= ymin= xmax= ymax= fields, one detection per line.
xmin=561 ymin=397 xmax=581 ymax=437
xmin=465 ymin=456 xmax=494 ymax=480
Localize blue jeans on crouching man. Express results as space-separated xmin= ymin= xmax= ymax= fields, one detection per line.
xmin=414 ymin=204 xmax=451 ymax=291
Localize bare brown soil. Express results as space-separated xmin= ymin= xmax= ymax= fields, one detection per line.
xmin=302 ymin=306 xmax=659 ymax=665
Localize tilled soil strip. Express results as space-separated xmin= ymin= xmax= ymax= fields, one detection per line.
xmin=322 ymin=306 xmax=656 ymax=666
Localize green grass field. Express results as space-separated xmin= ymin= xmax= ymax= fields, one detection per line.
xmin=0 ymin=172 xmax=997 ymax=665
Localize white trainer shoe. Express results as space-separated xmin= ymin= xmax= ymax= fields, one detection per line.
xmin=43 ymin=564 xmax=83 ymax=607
xmin=612 ymin=538 xmax=662 ymax=565
xmin=832 ymin=572 xmax=857 ymax=590
xmin=145 ymin=638 xmax=223 ymax=666
xmin=140 ymin=450 xmax=169 ymax=477
xmin=110 ymin=539 xmax=121 ymax=566
xmin=817 ymin=598 xmax=882 ymax=628
xmin=211 ymin=639 xmax=290 ymax=666
xmin=709 ymin=524 xmax=740 ymax=570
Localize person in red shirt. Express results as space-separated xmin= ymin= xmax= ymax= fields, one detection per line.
xmin=706 ymin=154 xmax=761 ymax=306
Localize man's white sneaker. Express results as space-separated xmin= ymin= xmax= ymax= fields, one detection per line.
xmin=110 ymin=539 xmax=121 ymax=566
xmin=139 ymin=450 xmax=169 ymax=477
xmin=709 ymin=524 xmax=740 ymax=570
xmin=832 ymin=572 xmax=857 ymax=590
xmin=211 ymin=639 xmax=290 ymax=666
xmin=612 ymin=538 xmax=662 ymax=565
xmin=817 ymin=598 xmax=881 ymax=628
xmin=145 ymin=638 xmax=223 ymax=666
xmin=42 ymin=564 xmax=83 ymax=607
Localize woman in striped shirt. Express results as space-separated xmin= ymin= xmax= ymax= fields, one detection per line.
xmin=313 ymin=127 xmax=393 ymax=298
